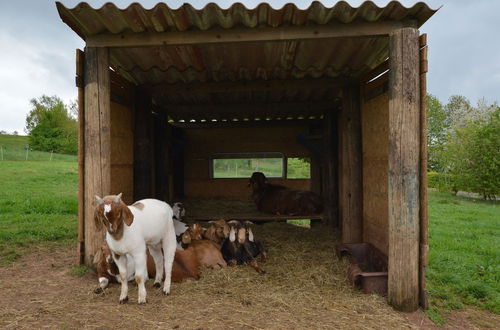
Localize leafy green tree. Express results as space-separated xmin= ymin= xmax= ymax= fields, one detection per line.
xmin=427 ymin=94 xmax=447 ymax=171
xmin=24 ymin=95 xmax=77 ymax=154
xmin=441 ymin=107 xmax=499 ymax=198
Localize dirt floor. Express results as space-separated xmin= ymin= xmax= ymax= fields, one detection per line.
xmin=0 ymin=223 xmax=498 ymax=329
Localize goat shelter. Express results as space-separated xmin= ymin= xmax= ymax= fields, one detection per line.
xmin=57 ymin=1 xmax=437 ymax=312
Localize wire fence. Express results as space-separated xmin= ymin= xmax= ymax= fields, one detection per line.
xmin=0 ymin=146 xmax=77 ymax=162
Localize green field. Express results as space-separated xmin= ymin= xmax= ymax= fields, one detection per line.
xmin=426 ymin=190 xmax=499 ymax=321
xmin=0 ymin=160 xmax=498 ymax=323
xmin=0 ymin=161 xmax=78 ymax=265
xmin=0 ymin=134 xmax=77 ymax=161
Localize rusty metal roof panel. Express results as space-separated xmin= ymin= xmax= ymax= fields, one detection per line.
xmin=57 ymin=1 xmax=436 ymax=120
xmin=57 ymin=1 xmax=437 ymax=39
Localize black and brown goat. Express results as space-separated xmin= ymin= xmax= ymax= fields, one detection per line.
xmin=221 ymin=220 xmax=266 ymax=274
xmin=249 ymin=172 xmax=323 ymax=216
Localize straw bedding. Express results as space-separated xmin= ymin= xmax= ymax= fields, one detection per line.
xmin=0 ymin=220 xmax=418 ymax=329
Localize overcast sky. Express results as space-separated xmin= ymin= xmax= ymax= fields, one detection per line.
xmin=0 ymin=0 xmax=498 ymax=133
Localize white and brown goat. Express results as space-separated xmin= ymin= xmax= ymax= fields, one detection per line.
xmin=94 ymin=194 xmax=177 ymax=304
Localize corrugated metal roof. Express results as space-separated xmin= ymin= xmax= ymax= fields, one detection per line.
xmin=56 ymin=1 xmax=437 ymax=121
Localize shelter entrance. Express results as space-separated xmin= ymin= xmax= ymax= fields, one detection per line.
xmin=59 ymin=1 xmax=436 ymax=312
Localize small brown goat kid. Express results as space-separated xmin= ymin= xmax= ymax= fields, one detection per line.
xmin=94 ymin=241 xmax=200 ymax=293
xmin=249 ymin=172 xmax=323 ymax=215
xmin=203 ymin=219 xmax=230 ymax=246
xmin=181 ymin=223 xmax=227 ymax=270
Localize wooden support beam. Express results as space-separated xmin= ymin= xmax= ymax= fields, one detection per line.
xmin=163 ymin=101 xmax=336 ymax=121
xmin=323 ymin=109 xmax=339 ymax=227
xmin=153 ymin=113 xmax=169 ymax=202
xmin=419 ymin=33 xmax=429 ymax=309
xmin=387 ymin=27 xmax=420 ymax=312
xmin=76 ymin=49 xmax=85 ymax=265
xmin=339 ymin=85 xmax=363 ymax=242
xmin=87 ymin=21 xmax=402 ymax=48
xmin=83 ymin=47 xmax=110 ymax=266
xmin=148 ymin=77 xmax=352 ymax=95
xmin=134 ymin=88 xmax=154 ymax=201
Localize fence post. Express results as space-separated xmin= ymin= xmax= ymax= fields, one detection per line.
xmin=25 ymin=147 xmax=29 ymax=161
xmin=50 ymin=150 xmax=53 ymax=161
xmin=0 ymin=146 xmax=3 ymax=161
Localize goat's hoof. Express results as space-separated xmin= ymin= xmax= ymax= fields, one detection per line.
xmin=119 ymin=296 xmax=128 ymax=304
xmin=94 ymin=287 xmax=103 ymax=294
xmin=153 ymin=282 xmax=161 ymax=288
xmin=163 ymin=289 xmax=170 ymax=296
xmin=138 ymin=299 xmax=147 ymax=305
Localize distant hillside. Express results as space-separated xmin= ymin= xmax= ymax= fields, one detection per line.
xmin=0 ymin=134 xmax=76 ymax=161
xmin=0 ymin=134 xmax=29 ymax=150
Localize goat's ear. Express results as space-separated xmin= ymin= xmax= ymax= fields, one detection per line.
xmin=228 ymin=220 xmax=239 ymax=225
xmin=113 ymin=193 xmax=122 ymax=204
xmin=244 ymin=221 xmax=254 ymax=226
xmin=95 ymin=195 xmax=104 ymax=205
xmin=181 ymin=232 xmax=191 ymax=244
xmin=122 ymin=206 xmax=134 ymax=226
xmin=93 ymin=208 xmax=103 ymax=231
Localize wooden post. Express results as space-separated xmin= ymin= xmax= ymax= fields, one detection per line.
xmin=154 ymin=112 xmax=169 ymax=201
xmin=339 ymin=85 xmax=363 ymax=242
xmin=83 ymin=47 xmax=111 ymax=266
xmin=323 ymin=109 xmax=339 ymax=227
xmin=388 ymin=27 xmax=420 ymax=312
xmin=419 ymin=33 xmax=429 ymax=309
xmin=76 ymin=49 xmax=85 ymax=265
xmin=134 ymin=88 xmax=153 ymax=200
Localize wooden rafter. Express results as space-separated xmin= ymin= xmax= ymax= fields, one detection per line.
xmin=87 ymin=21 xmax=403 ymax=48
xmin=146 ymin=77 xmax=352 ymax=94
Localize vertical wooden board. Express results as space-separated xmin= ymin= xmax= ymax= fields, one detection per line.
xmin=340 ymin=85 xmax=363 ymax=243
xmin=133 ymin=89 xmax=153 ymax=201
xmin=361 ymin=93 xmax=389 ymax=255
xmin=419 ymin=34 xmax=429 ymax=309
xmin=388 ymin=27 xmax=420 ymax=312
xmin=76 ymin=49 xmax=85 ymax=265
xmin=83 ymin=47 xmax=110 ymax=266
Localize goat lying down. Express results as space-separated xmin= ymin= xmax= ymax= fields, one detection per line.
xmin=94 ymin=194 xmax=177 ymax=304
xmin=249 ymin=172 xmax=323 ymax=216
xmin=94 ymin=241 xmax=200 ymax=293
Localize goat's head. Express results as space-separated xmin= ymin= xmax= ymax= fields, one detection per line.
xmin=93 ymin=193 xmax=133 ymax=239
xmin=248 ymin=172 xmax=267 ymax=190
xmin=172 ymin=202 xmax=185 ymax=220
xmin=209 ymin=219 xmax=230 ymax=240
xmin=182 ymin=223 xmax=204 ymax=245
xmin=227 ymin=220 xmax=248 ymax=244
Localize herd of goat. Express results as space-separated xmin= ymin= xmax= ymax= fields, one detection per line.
xmin=92 ymin=172 xmax=322 ymax=304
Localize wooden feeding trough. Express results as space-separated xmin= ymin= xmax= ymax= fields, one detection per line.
xmin=57 ymin=1 xmax=437 ymax=312
xmin=337 ymin=243 xmax=388 ymax=295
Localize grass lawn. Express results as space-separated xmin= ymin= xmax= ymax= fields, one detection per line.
xmin=426 ymin=190 xmax=499 ymax=323
xmin=0 ymin=161 xmax=78 ymax=265
xmin=0 ymin=134 xmax=77 ymax=161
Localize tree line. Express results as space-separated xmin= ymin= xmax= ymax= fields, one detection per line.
xmin=427 ymin=94 xmax=499 ymax=199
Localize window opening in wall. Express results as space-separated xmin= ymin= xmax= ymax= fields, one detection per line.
xmin=287 ymin=158 xmax=311 ymax=179
xmin=211 ymin=152 xmax=284 ymax=178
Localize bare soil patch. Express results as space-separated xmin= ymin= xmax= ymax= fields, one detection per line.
xmin=0 ymin=223 xmax=496 ymax=329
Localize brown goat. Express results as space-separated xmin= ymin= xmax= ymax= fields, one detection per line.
xmin=203 ymin=219 xmax=230 ymax=246
xmin=182 ymin=223 xmax=227 ymax=270
xmin=94 ymin=241 xmax=199 ymax=293
xmin=249 ymin=172 xmax=323 ymax=215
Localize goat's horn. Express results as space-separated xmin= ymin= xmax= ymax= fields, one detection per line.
xmin=113 ymin=193 xmax=122 ymax=203
xmin=95 ymin=195 xmax=104 ymax=205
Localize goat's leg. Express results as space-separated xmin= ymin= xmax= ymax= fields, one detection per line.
xmin=148 ymin=243 xmax=164 ymax=288
xmin=113 ymin=254 xmax=129 ymax=304
xmin=132 ymin=251 xmax=148 ymax=304
xmin=248 ymin=260 xmax=266 ymax=274
xmin=161 ymin=224 xmax=177 ymax=296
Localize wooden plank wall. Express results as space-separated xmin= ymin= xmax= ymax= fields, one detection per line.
xmin=110 ymin=101 xmax=134 ymax=204
xmin=183 ymin=124 xmax=311 ymax=200
xmin=361 ymin=92 xmax=389 ymax=255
